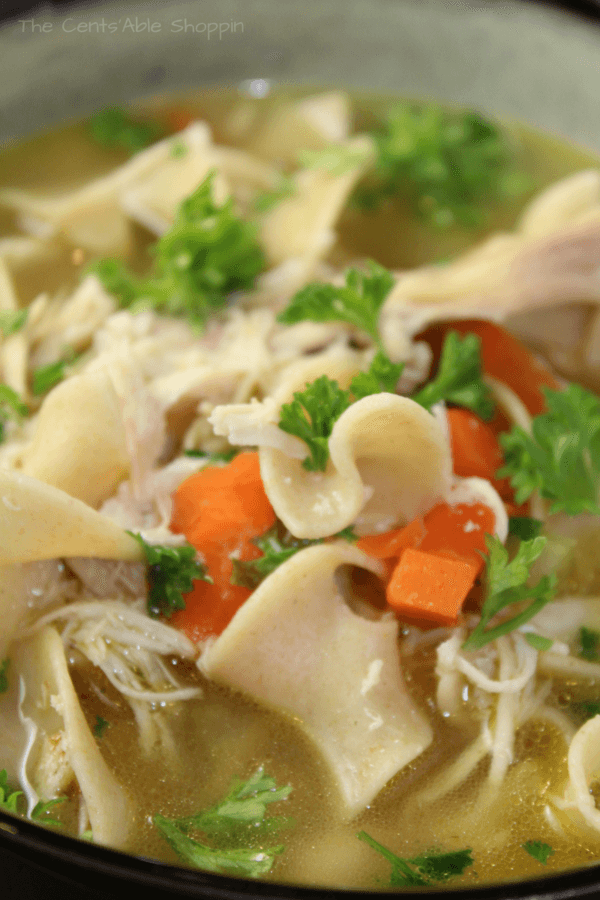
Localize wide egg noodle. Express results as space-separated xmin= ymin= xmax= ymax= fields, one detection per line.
xmin=202 ymin=542 xmax=433 ymax=819
xmin=0 ymin=470 xmax=143 ymax=565
xmin=12 ymin=625 xmax=131 ymax=846
xmin=20 ymin=368 xmax=131 ymax=508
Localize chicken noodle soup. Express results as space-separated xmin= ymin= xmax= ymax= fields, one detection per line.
xmin=2 ymin=88 xmax=600 ymax=889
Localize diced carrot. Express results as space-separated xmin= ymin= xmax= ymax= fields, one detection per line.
xmin=446 ymin=407 xmax=515 ymax=503
xmin=417 ymin=319 xmax=559 ymax=416
xmin=387 ymin=548 xmax=480 ymax=626
xmin=356 ymin=517 xmax=426 ymax=560
xmin=171 ymin=452 xmax=275 ymax=547
xmin=419 ymin=501 xmax=494 ymax=572
xmin=170 ymin=452 xmax=276 ymax=642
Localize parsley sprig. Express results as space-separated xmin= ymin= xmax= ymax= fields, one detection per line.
xmin=358 ymin=831 xmax=473 ymax=887
xmin=31 ymin=349 xmax=79 ymax=396
xmin=522 ymin=841 xmax=554 ymax=865
xmin=463 ymin=535 xmax=557 ymax=651
xmin=355 ymin=103 xmax=528 ymax=228
xmin=0 ymin=385 xmax=28 ymax=443
xmin=88 ymin=107 xmax=164 ymax=154
xmin=0 ymin=309 xmax=27 ymax=338
xmin=412 ymin=330 xmax=494 ymax=420
xmin=277 ymin=261 xmax=394 ymax=349
xmin=499 ymin=384 xmax=600 ymax=515
xmin=154 ymin=767 xmax=292 ymax=878
xmin=254 ymin=175 xmax=296 ymax=213
xmin=128 ymin=533 xmax=211 ymax=619
xmin=91 ymin=172 xmax=265 ymax=328
xmin=0 ymin=769 xmax=66 ymax=827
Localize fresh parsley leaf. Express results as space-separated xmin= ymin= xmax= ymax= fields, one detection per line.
xmin=358 ymin=831 xmax=473 ymax=887
xmin=88 ymin=107 xmax=164 ymax=154
xmin=0 ymin=309 xmax=27 ymax=338
xmin=522 ymin=841 xmax=554 ymax=865
xmin=499 ymin=384 xmax=600 ymax=515
xmin=509 ymin=516 xmax=543 ymax=541
xmin=278 ymin=375 xmax=352 ymax=472
xmin=254 ymin=175 xmax=296 ymax=213
xmin=128 ymin=532 xmax=212 ymax=619
xmin=0 ymin=658 xmax=9 ymax=694
xmin=356 ymin=103 xmax=528 ymax=228
xmin=463 ymin=535 xmax=557 ymax=650
xmin=31 ymin=797 xmax=66 ymax=828
xmin=349 ymin=351 xmax=404 ymax=399
xmin=232 ymin=523 xmax=319 ymax=590
xmin=524 ymin=633 xmax=553 ymax=652
xmin=170 ymin=140 xmax=188 ymax=159
xmin=93 ymin=716 xmax=110 ymax=739
xmin=31 ymin=349 xmax=78 ymax=396
xmin=0 ymin=770 xmax=21 ymax=813
xmin=92 ymin=172 xmax=264 ymax=327
xmin=573 ymin=700 xmax=600 ymax=721
xmin=412 ymin=331 xmax=494 ymax=420
xmin=299 ymin=144 xmax=373 ymax=176
xmin=183 ymin=447 xmax=239 ymax=463
xmin=578 ymin=626 xmax=600 ymax=662
xmin=0 ymin=385 xmax=28 ymax=443
xmin=277 ymin=261 xmax=394 ymax=349
xmin=154 ymin=767 xmax=291 ymax=878
xmin=335 ymin=525 xmax=358 ymax=542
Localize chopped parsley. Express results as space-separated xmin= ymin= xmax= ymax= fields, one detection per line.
xmin=508 ymin=516 xmax=543 ymax=542
xmin=523 ymin=633 xmax=553 ymax=652
xmin=0 ymin=385 xmax=28 ymax=442
xmin=183 ymin=447 xmax=239 ymax=463
xmin=463 ymin=535 xmax=557 ymax=651
xmin=278 ymin=374 xmax=352 ymax=472
xmin=88 ymin=107 xmax=164 ymax=154
xmin=0 ymin=309 xmax=27 ymax=338
xmin=154 ymin=767 xmax=292 ymax=878
xmin=355 ymin=103 xmax=529 ymax=227
xmin=91 ymin=172 xmax=264 ymax=328
xmin=0 ymin=658 xmax=9 ymax=693
xmin=0 ymin=770 xmax=21 ymax=813
xmin=128 ymin=532 xmax=211 ymax=619
xmin=412 ymin=330 xmax=494 ymax=420
xmin=358 ymin=831 xmax=473 ymax=887
xmin=31 ymin=349 xmax=78 ymax=396
xmin=522 ymin=841 xmax=554 ymax=865
xmin=298 ymin=144 xmax=373 ymax=176
xmin=254 ymin=175 xmax=296 ymax=213
xmin=277 ymin=261 xmax=394 ymax=349
xmin=0 ymin=769 xmax=66 ymax=827
xmin=499 ymin=384 xmax=600 ymax=516
xmin=31 ymin=797 xmax=66 ymax=827
xmin=170 ymin=140 xmax=188 ymax=159
xmin=92 ymin=716 xmax=110 ymax=739
xmin=578 ymin=626 xmax=600 ymax=662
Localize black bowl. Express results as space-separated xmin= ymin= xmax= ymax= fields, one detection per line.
xmin=2 ymin=1 xmax=600 ymax=898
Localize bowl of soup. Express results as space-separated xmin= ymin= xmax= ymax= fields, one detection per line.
xmin=3 ymin=1 xmax=600 ymax=898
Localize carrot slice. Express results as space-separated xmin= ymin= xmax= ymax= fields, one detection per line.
xmin=417 ymin=319 xmax=559 ymax=416
xmin=446 ymin=407 xmax=515 ymax=503
xmin=387 ymin=548 xmax=480 ymax=626
xmin=356 ymin=517 xmax=426 ymax=560
xmin=170 ymin=452 xmax=276 ymax=642
xmin=171 ymin=452 xmax=275 ymax=547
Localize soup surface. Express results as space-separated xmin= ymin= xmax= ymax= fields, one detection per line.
xmin=1 ymin=87 xmax=600 ymax=891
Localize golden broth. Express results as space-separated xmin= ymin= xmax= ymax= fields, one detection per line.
xmin=3 ymin=88 xmax=600 ymax=890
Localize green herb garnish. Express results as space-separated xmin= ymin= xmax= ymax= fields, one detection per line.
xmin=0 ymin=309 xmax=27 ymax=338
xmin=128 ymin=532 xmax=212 ymax=619
xmin=92 ymin=716 xmax=110 ymax=739
xmin=31 ymin=797 xmax=66 ymax=827
xmin=0 ymin=770 xmax=21 ymax=813
xmin=572 ymin=700 xmax=600 ymax=722
xmin=508 ymin=516 xmax=543 ymax=541
xmin=254 ymin=175 xmax=296 ymax=212
xmin=183 ymin=448 xmax=239 ymax=463
xmin=154 ymin=767 xmax=292 ymax=878
xmin=524 ymin=633 xmax=553 ymax=652
xmin=522 ymin=841 xmax=554 ymax=865
xmin=578 ymin=626 xmax=600 ymax=662
xmin=358 ymin=831 xmax=473 ymax=887
xmin=278 ymin=374 xmax=353 ymax=472
xmin=412 ymin=331 xmax=494 ymax=420
xmin=91 ymin=172 xmax=264 ymax=328
xmin=0 ymin=385 xmax=28 ymax=442
xmin=299 ymin=144 xmax=373 ymax=176
xmin=88 ymin=107 xmax=164 ymax=154
xmin=277 ymin=261 xmax=394 ymax=349
xmin=0 ymin=659 xmax=9 ymax=694
xmin=463 ymin=535 xmax=557 ymax=650
xmin=499 ymin=384 xmax=600 ymax=515
xmin=31 ymin=349 xmax=78 ymax=396
xmin=356 ymin=103 xmax=528 ymax=227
